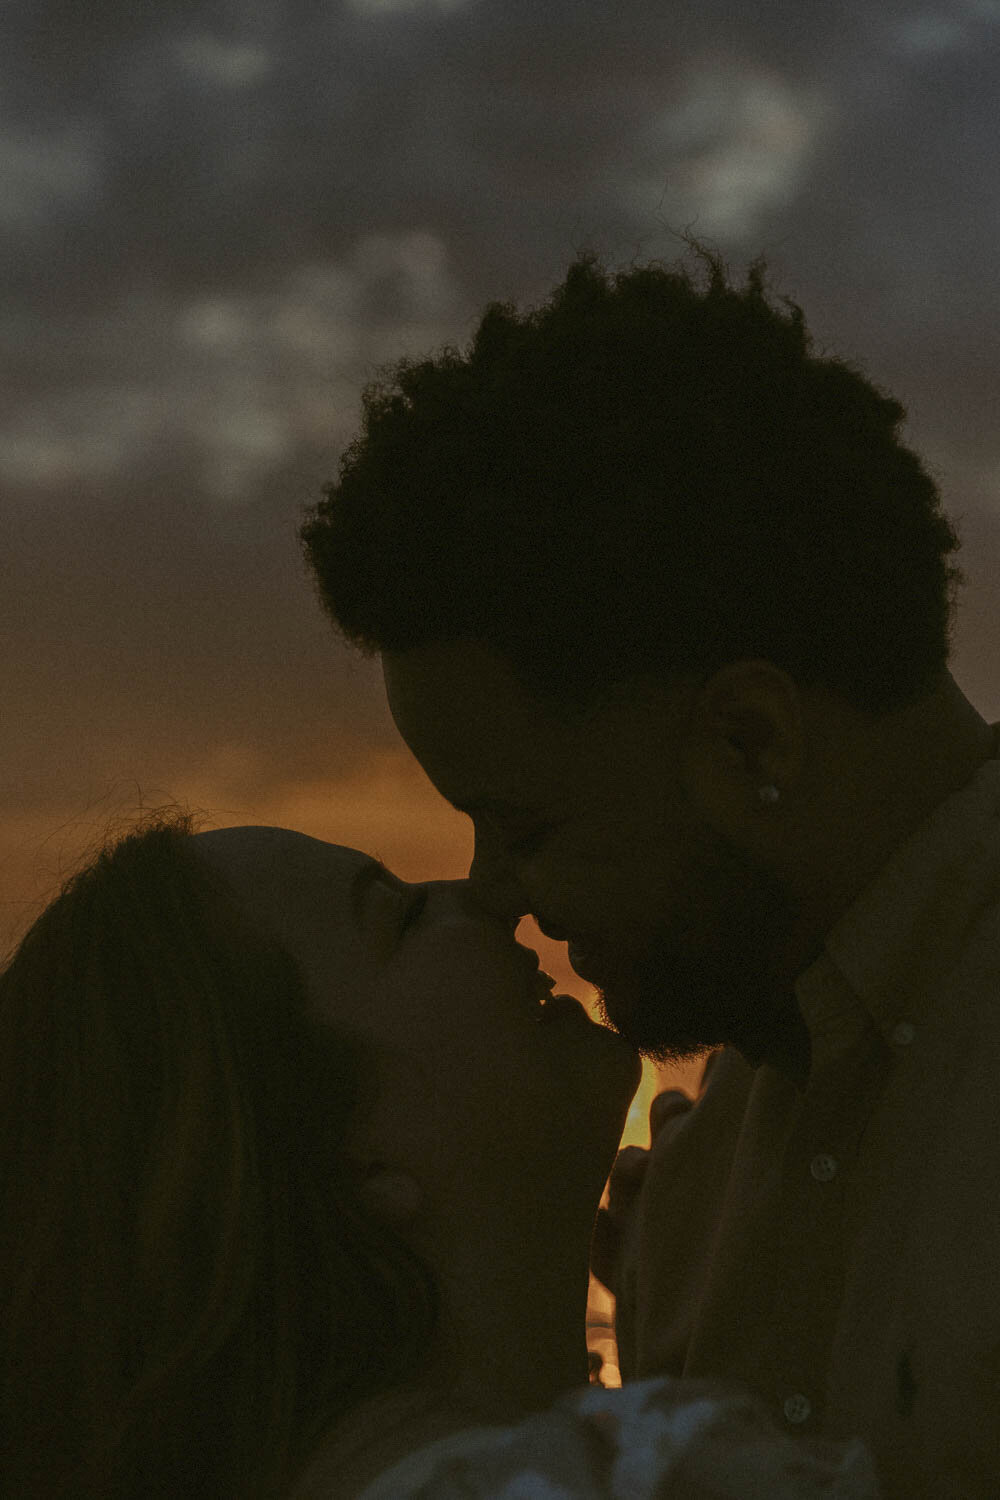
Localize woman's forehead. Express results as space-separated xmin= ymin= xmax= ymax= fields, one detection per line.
xmin=192 ymin=825 xmax=371 ymax=887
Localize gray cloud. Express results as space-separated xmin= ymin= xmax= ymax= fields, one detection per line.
xmin=3 ymin=0 xmax=999 ymax=948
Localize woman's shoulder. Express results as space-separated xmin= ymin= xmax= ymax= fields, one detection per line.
xmin=358 ymin=1375 xmax=881 ymax=1498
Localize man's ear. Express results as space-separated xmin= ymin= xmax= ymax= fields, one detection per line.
xmin=357 ymin=1164 xmax=424 ymax=1224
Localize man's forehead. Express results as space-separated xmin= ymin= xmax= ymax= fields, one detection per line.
xmin=383 ymin=639 xmax=689 ymax=724
xmin=383 ymin=641 xmax=571 ymax=801
xmin=384 ymin=637 xmax=545 ymax=712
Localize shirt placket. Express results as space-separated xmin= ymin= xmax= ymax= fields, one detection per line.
xmin=682 ymin=1019 xmax=890 ymax=1436
xmin=764 ymin=1026 xmax=891 ymax=1434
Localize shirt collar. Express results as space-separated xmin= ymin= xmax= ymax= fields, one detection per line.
xmin=796 ymin=722 xmax=1000 ymax=1049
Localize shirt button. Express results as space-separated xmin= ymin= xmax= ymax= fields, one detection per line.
xmin=891 ymin=1021 xmax=916 ymax=1046
xmin=810 ymin=1153 xmax=838 ymax=1182
xmin=784 ymin=1393 xmax=812 ymax=1424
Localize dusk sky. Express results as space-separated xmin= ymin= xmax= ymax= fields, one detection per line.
xmin=4 ymin=0 xmax=1000 ymax=1115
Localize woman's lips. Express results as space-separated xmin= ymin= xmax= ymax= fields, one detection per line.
xmin=538 ymin=992 xmax=588 ymax=1024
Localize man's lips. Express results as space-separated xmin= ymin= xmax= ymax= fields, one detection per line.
xmin=532 ymin=919 xmax=610 ymax=984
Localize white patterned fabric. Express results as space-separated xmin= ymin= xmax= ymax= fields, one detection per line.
xmin=357 ymin=1376 xmax=879 ymax=1498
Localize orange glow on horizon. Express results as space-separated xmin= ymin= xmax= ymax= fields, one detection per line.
xmin=585 ymin=1045 xmax=704 ymax=1387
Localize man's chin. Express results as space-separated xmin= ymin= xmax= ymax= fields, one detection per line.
xmin=589 ymin=981 xmax=724 ymax=1067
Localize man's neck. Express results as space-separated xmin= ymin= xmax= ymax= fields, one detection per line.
xmin=759 ymin=676 xmax=996 ymax=1082
xmin=819 ymin=679 xmax=994 ymax=919
xmin=737 ymin=993 xmax=813 ymax=1089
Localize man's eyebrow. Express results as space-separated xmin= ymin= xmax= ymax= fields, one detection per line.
xmin=350 ymin=857 xmax=392 ymax=929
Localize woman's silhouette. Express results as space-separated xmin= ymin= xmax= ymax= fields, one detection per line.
xmin=0 ymin=809 xmax=877 ymax=1497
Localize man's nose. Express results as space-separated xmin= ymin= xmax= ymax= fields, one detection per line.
xmin=466 ymin=843 xmax=529 ymax=932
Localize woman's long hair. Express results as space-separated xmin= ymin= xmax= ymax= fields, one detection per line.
xmin=0 ymin=807 xmax=438 ymax=1497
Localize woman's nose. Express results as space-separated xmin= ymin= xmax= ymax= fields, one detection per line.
xmin=466 ymin=846 xmax=528 ymax=930
xmin=424 ymin=875 xmax=525 ymax=934
xmin=468 ymin=886 xmax=525 ymax=933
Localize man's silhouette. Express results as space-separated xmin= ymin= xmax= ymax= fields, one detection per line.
xmin=299 ymin=241 xmax=1000 ymax=1496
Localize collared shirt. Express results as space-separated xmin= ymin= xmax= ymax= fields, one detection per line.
xmin=616 ymin=723 xmax=1000 ymax=1500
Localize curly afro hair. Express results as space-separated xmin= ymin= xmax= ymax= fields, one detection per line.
xmin=299 ymin=239 xmax=964 ymax=718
